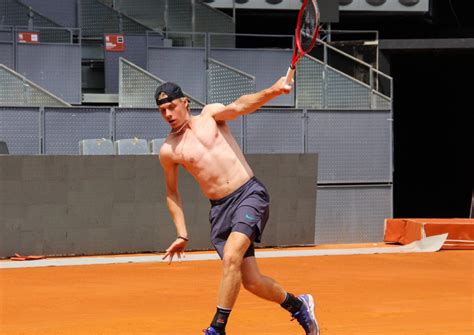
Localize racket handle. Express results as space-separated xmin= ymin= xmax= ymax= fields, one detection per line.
xmin=285 ymin=66 xmax=295 ymax=86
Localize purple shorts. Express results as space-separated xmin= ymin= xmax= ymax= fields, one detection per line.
xmin=209 ymin=177 xmax=270 ymax=259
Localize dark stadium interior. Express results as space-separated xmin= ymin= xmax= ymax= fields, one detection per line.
xmin=224 ymin=0 xmax=473 ymax=218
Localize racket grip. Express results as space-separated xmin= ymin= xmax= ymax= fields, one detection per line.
xmin=285 ymin=66 xmax=295 ymax=86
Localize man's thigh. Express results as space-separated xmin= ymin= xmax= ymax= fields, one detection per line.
xmin=222 ymin=231 xmax=252 ymax=258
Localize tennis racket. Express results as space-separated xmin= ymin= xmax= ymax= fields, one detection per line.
xmin=285 ymin=0 xmax=320 ymax=86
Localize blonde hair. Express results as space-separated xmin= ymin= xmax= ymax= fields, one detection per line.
xmin=158 ymin=92 xmax=190 ymax=112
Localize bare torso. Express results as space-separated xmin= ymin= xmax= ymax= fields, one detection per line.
xmin=161 ymin=113 xmax=254 ymax=200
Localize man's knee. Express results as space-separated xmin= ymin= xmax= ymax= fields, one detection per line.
xmin=222 ymin=250 xmax=244 ymax=273
xmin=221 ymin=232 xmax=251 ymax=268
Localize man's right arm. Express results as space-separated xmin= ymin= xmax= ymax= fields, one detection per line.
xmin=159 ymin=153 xmax=188 ymax=239
xmin=159 ymin=151 xmax=188 ymax=263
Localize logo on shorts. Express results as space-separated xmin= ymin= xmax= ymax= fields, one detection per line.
xmin=245 ymin=214 xmax=258 ymax=221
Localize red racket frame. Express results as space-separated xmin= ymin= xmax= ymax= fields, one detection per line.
xmin=285 ymin=0 xmax=320 ymax=85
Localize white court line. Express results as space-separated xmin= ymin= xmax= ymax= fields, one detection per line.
xmin=0 ymin=234 xmax=447 ymax=269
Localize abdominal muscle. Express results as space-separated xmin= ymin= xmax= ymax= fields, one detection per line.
xmin=175 ymin=116 xmax=254 ymax=200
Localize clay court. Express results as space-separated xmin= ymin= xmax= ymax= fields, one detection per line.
xmin=1 ymin=247 xmax=472 ymax=334
xmin=1 ymin=1 xmax=473 ymax=335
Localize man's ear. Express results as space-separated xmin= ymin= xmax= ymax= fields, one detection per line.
xmin=184 ymin=98 xmax=190 ymax=111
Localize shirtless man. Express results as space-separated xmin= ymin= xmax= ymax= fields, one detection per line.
xmin=157 ymin=78 xmax=319 ymax=335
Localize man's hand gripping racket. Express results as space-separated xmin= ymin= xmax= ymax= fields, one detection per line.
xmin=285 ymin=0 xmax=320 ymax=86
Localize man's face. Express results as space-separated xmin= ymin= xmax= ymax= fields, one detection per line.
xmin=158 ymin=93 xmax=190 ymax=129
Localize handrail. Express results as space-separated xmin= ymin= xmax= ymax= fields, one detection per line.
xmin=14 ymin=26 xmax=81 ymax=44
xmin=317 ymin=38 xmax=393 ymax=100
xmin=150 ymin=31 xmax=393 ymax=103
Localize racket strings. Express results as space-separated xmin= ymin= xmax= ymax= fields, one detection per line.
xmin=299 ymin=1 xmax=319 ymax=52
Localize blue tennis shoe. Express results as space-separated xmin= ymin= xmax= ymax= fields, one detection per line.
xmin=291 ymin=294 xmax=320 ymax=335
xmin=203 ymin=326 xmax=225 ymax=335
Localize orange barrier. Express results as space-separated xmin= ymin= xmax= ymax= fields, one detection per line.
xmin=384 ymin=218 xmax=474 ymax=249
xmin=0 ymin=249 xmax=473 ymax=334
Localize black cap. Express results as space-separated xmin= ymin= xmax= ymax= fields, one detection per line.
xmin=155 ymin=82 xmax=185 ymax=106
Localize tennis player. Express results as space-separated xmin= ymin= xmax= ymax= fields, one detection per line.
xmin=157 ymin=78 xmax=319 ymax=335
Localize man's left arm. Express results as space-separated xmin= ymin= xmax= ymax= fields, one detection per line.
xmin=203 ymin=76 xmax=292 ymax=121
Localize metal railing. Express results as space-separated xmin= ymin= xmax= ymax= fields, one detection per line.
xmin=0 ymin=0 xmax=62 ymax=28
xmin=79 ymin=0 xmax=153 ymax=36
xmin=1 ymin=28 xmax=392 ymax=110
xmin=101 ymin=0 xmax=234 ymax=45
xmin=142 ymin=30 xmax=392 ymax=109
xmin=207 ymin=57 xmax=255 ymax=105
xmin=208 ymin=32 xmax=292 ymax=49
xmin=13 ymin=26 xmax=81 ymax=44
xmin=119 ymin=57 xmax=205 ymax=108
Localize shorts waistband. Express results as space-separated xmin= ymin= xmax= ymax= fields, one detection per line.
xmin=210 ymin=176 xmax=257 ymax=206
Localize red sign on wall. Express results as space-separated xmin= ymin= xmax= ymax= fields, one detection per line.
xmin=18 ymin=32 xmax=39 ymax=44
xmin=105 ymin=34 xmax=125 ymax=52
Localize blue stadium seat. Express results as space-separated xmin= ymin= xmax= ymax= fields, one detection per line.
xmin=114 ymin=138 xmax=150 ymax=155
xmin=79 ymin=139 xmax=115 ymax=155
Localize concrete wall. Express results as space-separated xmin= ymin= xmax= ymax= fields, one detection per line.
xmin=0 ymin=154 xmax=318 ymax=258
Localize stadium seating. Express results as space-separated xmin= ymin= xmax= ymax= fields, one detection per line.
xmin=114 ymin=138 xmax=149 ymax=155
xmin=79 ymin=139 xmax=115 ymax=155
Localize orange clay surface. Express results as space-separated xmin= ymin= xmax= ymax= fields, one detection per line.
xmin=0 ymin=250 xmax=473 ymax=335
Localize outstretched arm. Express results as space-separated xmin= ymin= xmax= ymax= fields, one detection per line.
xmin=159 ymin=152 xmax=188 ymax=264
xmin=203 ymin=76 xmax=292 ymax=121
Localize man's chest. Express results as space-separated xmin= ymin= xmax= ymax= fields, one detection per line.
xmin=172 ymin=125 xmax=221 ymax=165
